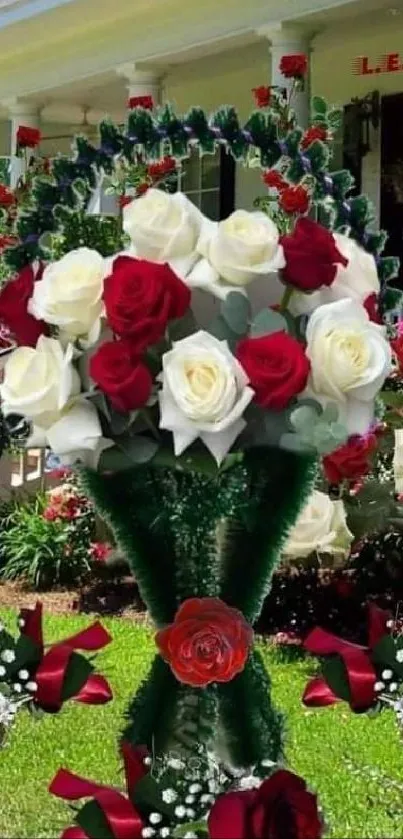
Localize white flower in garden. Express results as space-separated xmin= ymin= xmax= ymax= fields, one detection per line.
xmin=1 ymin=650 xmax=15 ymax=664
xmin=123 ymin=188 xmax=201 ymax=278
xmin=28 ymin=248 xmax=107 ymax=345
xmin=305 ymin=299 xmax=391 ymax=436
xmin=396 ymin=650 xmax=403 ymax=664
xmin=158 ymin=331 xmax=254 ymax=465
xmin=0 ymin=692 xmax=16 ymax=726
xmin=187 ymin=210 xmax=285 ymax=300
xmin=282 ymin=490 xmax=353 ymax=561
xmin=0 ymin=336 xmax=80 ymax=429
xmin=290 ymin=234 xmax=380 ymax=316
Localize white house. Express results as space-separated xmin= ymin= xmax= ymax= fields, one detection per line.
xmin=0 ymin=0 xmax=401 ymax=254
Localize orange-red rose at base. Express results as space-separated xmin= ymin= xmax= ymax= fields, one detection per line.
xmin=155 ymin=597 xmax=254 ymax=687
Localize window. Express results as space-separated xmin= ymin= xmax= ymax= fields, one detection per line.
xmin=178 ymin=147 xmax=235 ymax=220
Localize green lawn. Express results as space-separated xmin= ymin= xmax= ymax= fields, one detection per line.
xmin=0 ymin=608 xmax=403 ymax=838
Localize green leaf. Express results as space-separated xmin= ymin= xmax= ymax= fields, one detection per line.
xmin=118 ymin=434 xmax=159 ymax=464
xmin=87 ymin=391 xmax=111 ymax=421
xmin=168 ymin=310 xmax=199 ymax=342
xmin=380 ymin=390 xmax=403 ymax=409
xmin=321 ymin=402 xmax=339 ymax=424
xmin=311 ymin=96 xmax=328 ymax=116
xmin=372 ymin=635 xmax=403 ymax=678
xmin=279 ymin=433 xmax=315 ymax=454
xmin=174 ymin=821 xmax=208 ymax=838
xmin=61 ymin=652 xmax=93 ymax=701
xmin=108 ymin=408 xmax=131 ymax=436
xmin=221 ymin=292 xmax=251 ymax=336
xmin=321 ymin=655 xmax=351 ymax=703
xmin=77 ymin=799 xmax=114 ymax=839
xmin=133 ymin=774 xmax=175 ymax=819
xmin=327 ymin=109 xmax=343 ymax=130
xmin=207 ymin=314 xmax=238 ymax=347
xmin=290 ymin=405 xmax=318 ymax=434
xmin=250 ymin=309 xmax=287 ymax=338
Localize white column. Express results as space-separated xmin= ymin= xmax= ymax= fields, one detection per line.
xmin=2 ymin=98 xmax=40 ymax=188
xmin=115 ymin=63 xmax=161 ymax=106
xmin=257 ymin=25 xmax=312 ymax=128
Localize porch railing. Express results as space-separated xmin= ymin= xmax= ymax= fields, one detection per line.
xmin=0 ymin=449 xmax=56 ymax=500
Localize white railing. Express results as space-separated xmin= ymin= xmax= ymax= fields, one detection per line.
xmin=0 ymin=449 xmax=56 ymax=500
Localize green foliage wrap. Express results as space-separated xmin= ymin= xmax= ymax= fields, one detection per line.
xmin=82 ymin=447 xmax=316 ymax=765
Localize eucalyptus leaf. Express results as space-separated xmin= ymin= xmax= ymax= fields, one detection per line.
xmin=321 ymin=402 xmax=340 ymax=424
xmin=290 ymin=405 xmax=319 ymax=434
xmin=168 ymin=310 xmax=199 ymax=342
xmin=221 ymin=292 xmax=251 ymax=336
xmin=279 ymin=433 xmax=315 ymax=454
xmin=207 ymin=314 xmax=238 ymax=349
xmin=250 ymin=308 xmax=287 ymax=338
xmin=87 ymin=391 xmax=111 ymax=421
xmin=108 ymin=408 xmax=131 ymax=436
xmin=118 ymin=434 xmax=159 ymax=464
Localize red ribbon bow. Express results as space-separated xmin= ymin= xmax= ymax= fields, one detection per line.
xmin=302 ymin=604 xmax=391 ymax=711
xmin=20 ymin=603 xmax=112 ymax=711
xmin=49 ymin=742 xmax=148 ymax=839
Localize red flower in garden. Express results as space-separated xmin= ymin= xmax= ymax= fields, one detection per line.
xmin=89 ymin=339 xmax=153 ymax=413
xmin=156 ymin=597 xmax=253 ymax=687
xmin=16 ymin=125 xmax=41 ymax=148
xmin=236 ymin=332 xmax=310 ymax=411
xmin=279 ymin=54 xmax=308 ymax=79
xmin=391 ymin=332 xmax=403 ymax=376
xmin=364 ymin=292 xmax=382 ymax=324
xmin=0 ymin=235 xmax=17 ymax=250
xmin=208 ymin=769 xmax=323 ymax=839
xmin=147 ymin=156 xmax=176 ymax=180
xmin=252 ymin=85 xmax=272 ymax=108
xmin=323 ymin=433 xmax=378 ymax=485
xmin=103 ymin=256 xmax=190 ymax=353
xmin=128 ymin=95 xmax=154 ymax=110
xmin=262 ymin=170 xmax=287 ymax=191
xmin=0 ymin=184 xmax=15 ymax=207
xmin=281 ymin=218 xmax=348 ymax=292
xmin=301 ymin=126 xmax=328 ymax=150
xmin=0 ymin=263 xmax=47 ymax=347
xmin=90 ymin=542 xmax=112 ymax=563
xmin=279 ymin=185 xmax=310 ymax=215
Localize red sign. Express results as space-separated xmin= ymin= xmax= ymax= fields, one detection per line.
xmin=352 ymin=53 xmax=403 ymax=75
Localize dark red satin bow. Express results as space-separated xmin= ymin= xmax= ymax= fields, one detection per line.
xmin=50 ymin=742 xmax=148 ymax=839
xmin=303 ymin=604 xmax=391 ymax=711
xmin=20 ymin=602 xmax=112 ymax=711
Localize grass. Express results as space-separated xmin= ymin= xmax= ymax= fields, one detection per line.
xmin=0 ymin=610 xmax=402 ymax=838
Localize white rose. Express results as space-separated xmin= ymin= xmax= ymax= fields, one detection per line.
xmin=28 ymin=400 xmax=112 ymax=469
xmin=28 ymin=248 xmax=106 ymax=346
xmin=393 ymin=429 xmax=403 ymax=494
xmin=306 ymin=299 xmax=391 ymax=435
xmin=0 ymin=335 xmax=80 ymax=428
xmin=282 ymin=490 xmax=353 ymax=560
xmin=291 ymin=234 xmax=380 ymax=316
xmin=123 ymin=188 xmax=201 ymax=278
xmin=187 ymin=210 xmax=285 ymax=300
xmin=158 ymin=330 xmax=254 ymax=464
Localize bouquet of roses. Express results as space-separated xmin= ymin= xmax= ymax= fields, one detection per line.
xmin=0 ymin=179 xmax=393 ymax=476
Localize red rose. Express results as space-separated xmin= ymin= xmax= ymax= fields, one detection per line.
xmin=89 ymin=339 xmax=153 ymax=413
xmin=252 ymin=85 xmax=272 ymax=108
xmin=16 ymin=125 xmax=41 ymax=148
xmin=147 ymin=157 xmax=176 ymax=180
xmin=208 ymin=769 xmax=323 ymax=839
xmin=263 ymin=170 xmax=287 ymax=191
xmin=0 ymin=185 xmax=15 ymax=207
xmin=0 ymin=264 xmax=47 ymax=347
xmin=103 ymin=256 xmax=190 ymax=352
xmin=156 ymin=597 xmax=253 ymax=687
xmin=128 ymin=95 xmax=154 ymax=110
xmin=364 ymin=292 xmax=382 ymax=324
xmin=301 ymin=126 xmax=328 ymax=150
xmin=392 ymin=333 xmax=403 ymax=374
xmin=323 ymin=434 xmax=378 ymax=485
xmin=279 ymin=54 xmax=308 ymax=79
xmin=119 ymin=195 xmax=133 ymax=208
xmin=281 ymin=218 xmax=348 ymax=292
xmin=236 ymin=332 xmax=310 ymax=411
xmin=136 ymin=183 xmax=149 ymax=197
xmin=279 ymin=185 xmax=310 ymax=215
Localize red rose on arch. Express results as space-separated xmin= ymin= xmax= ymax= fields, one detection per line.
xmin=208 ymin=769 xmax=323 ymax=839
xmin=156 ymin=597 xmax=253 ymax=687
xmin=301 ymin=126 xmax=328 ymax=150
xmin=103 ymin=256 xmax=190 ymax=353
xmin=323 ymin=433 xmax=378 ymax=485
xmin=0 ymin=263 xmax=47 ymax=347
xmin=16 ymin=125 xmax=41 ymax=149
xmin=279 ymin=185 xmax=310 ymax=215
xmin=89 ymin=339 xmax=153 ymax=413
xmin=252 ymin=85 xmax=272 ymax=108
xmin=279 ymin=54 xmax=308 ymax=79
xmin=236 ymin=332 xmax=310 ymax=411
xmin=263 ymin=170 xmax=287 ymax=191
xmin=281 ymin=218 xmax=348 ymax=292
xmin=0 ymin=185 xmax=15 ymax=207
xmin=128 ymin=95 xmax=154 ymax=110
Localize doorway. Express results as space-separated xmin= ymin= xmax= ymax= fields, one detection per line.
xmin=380 ymin=92 xmax=403 ymax=287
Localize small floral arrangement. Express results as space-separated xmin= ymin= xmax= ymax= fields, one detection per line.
xmin=302 ymin=603 xmax=403 ymax=727
xmin=50 ymin=740 xmax=323 ymax=839
xmin=0 ymin=602 xmax=112 ymax=747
